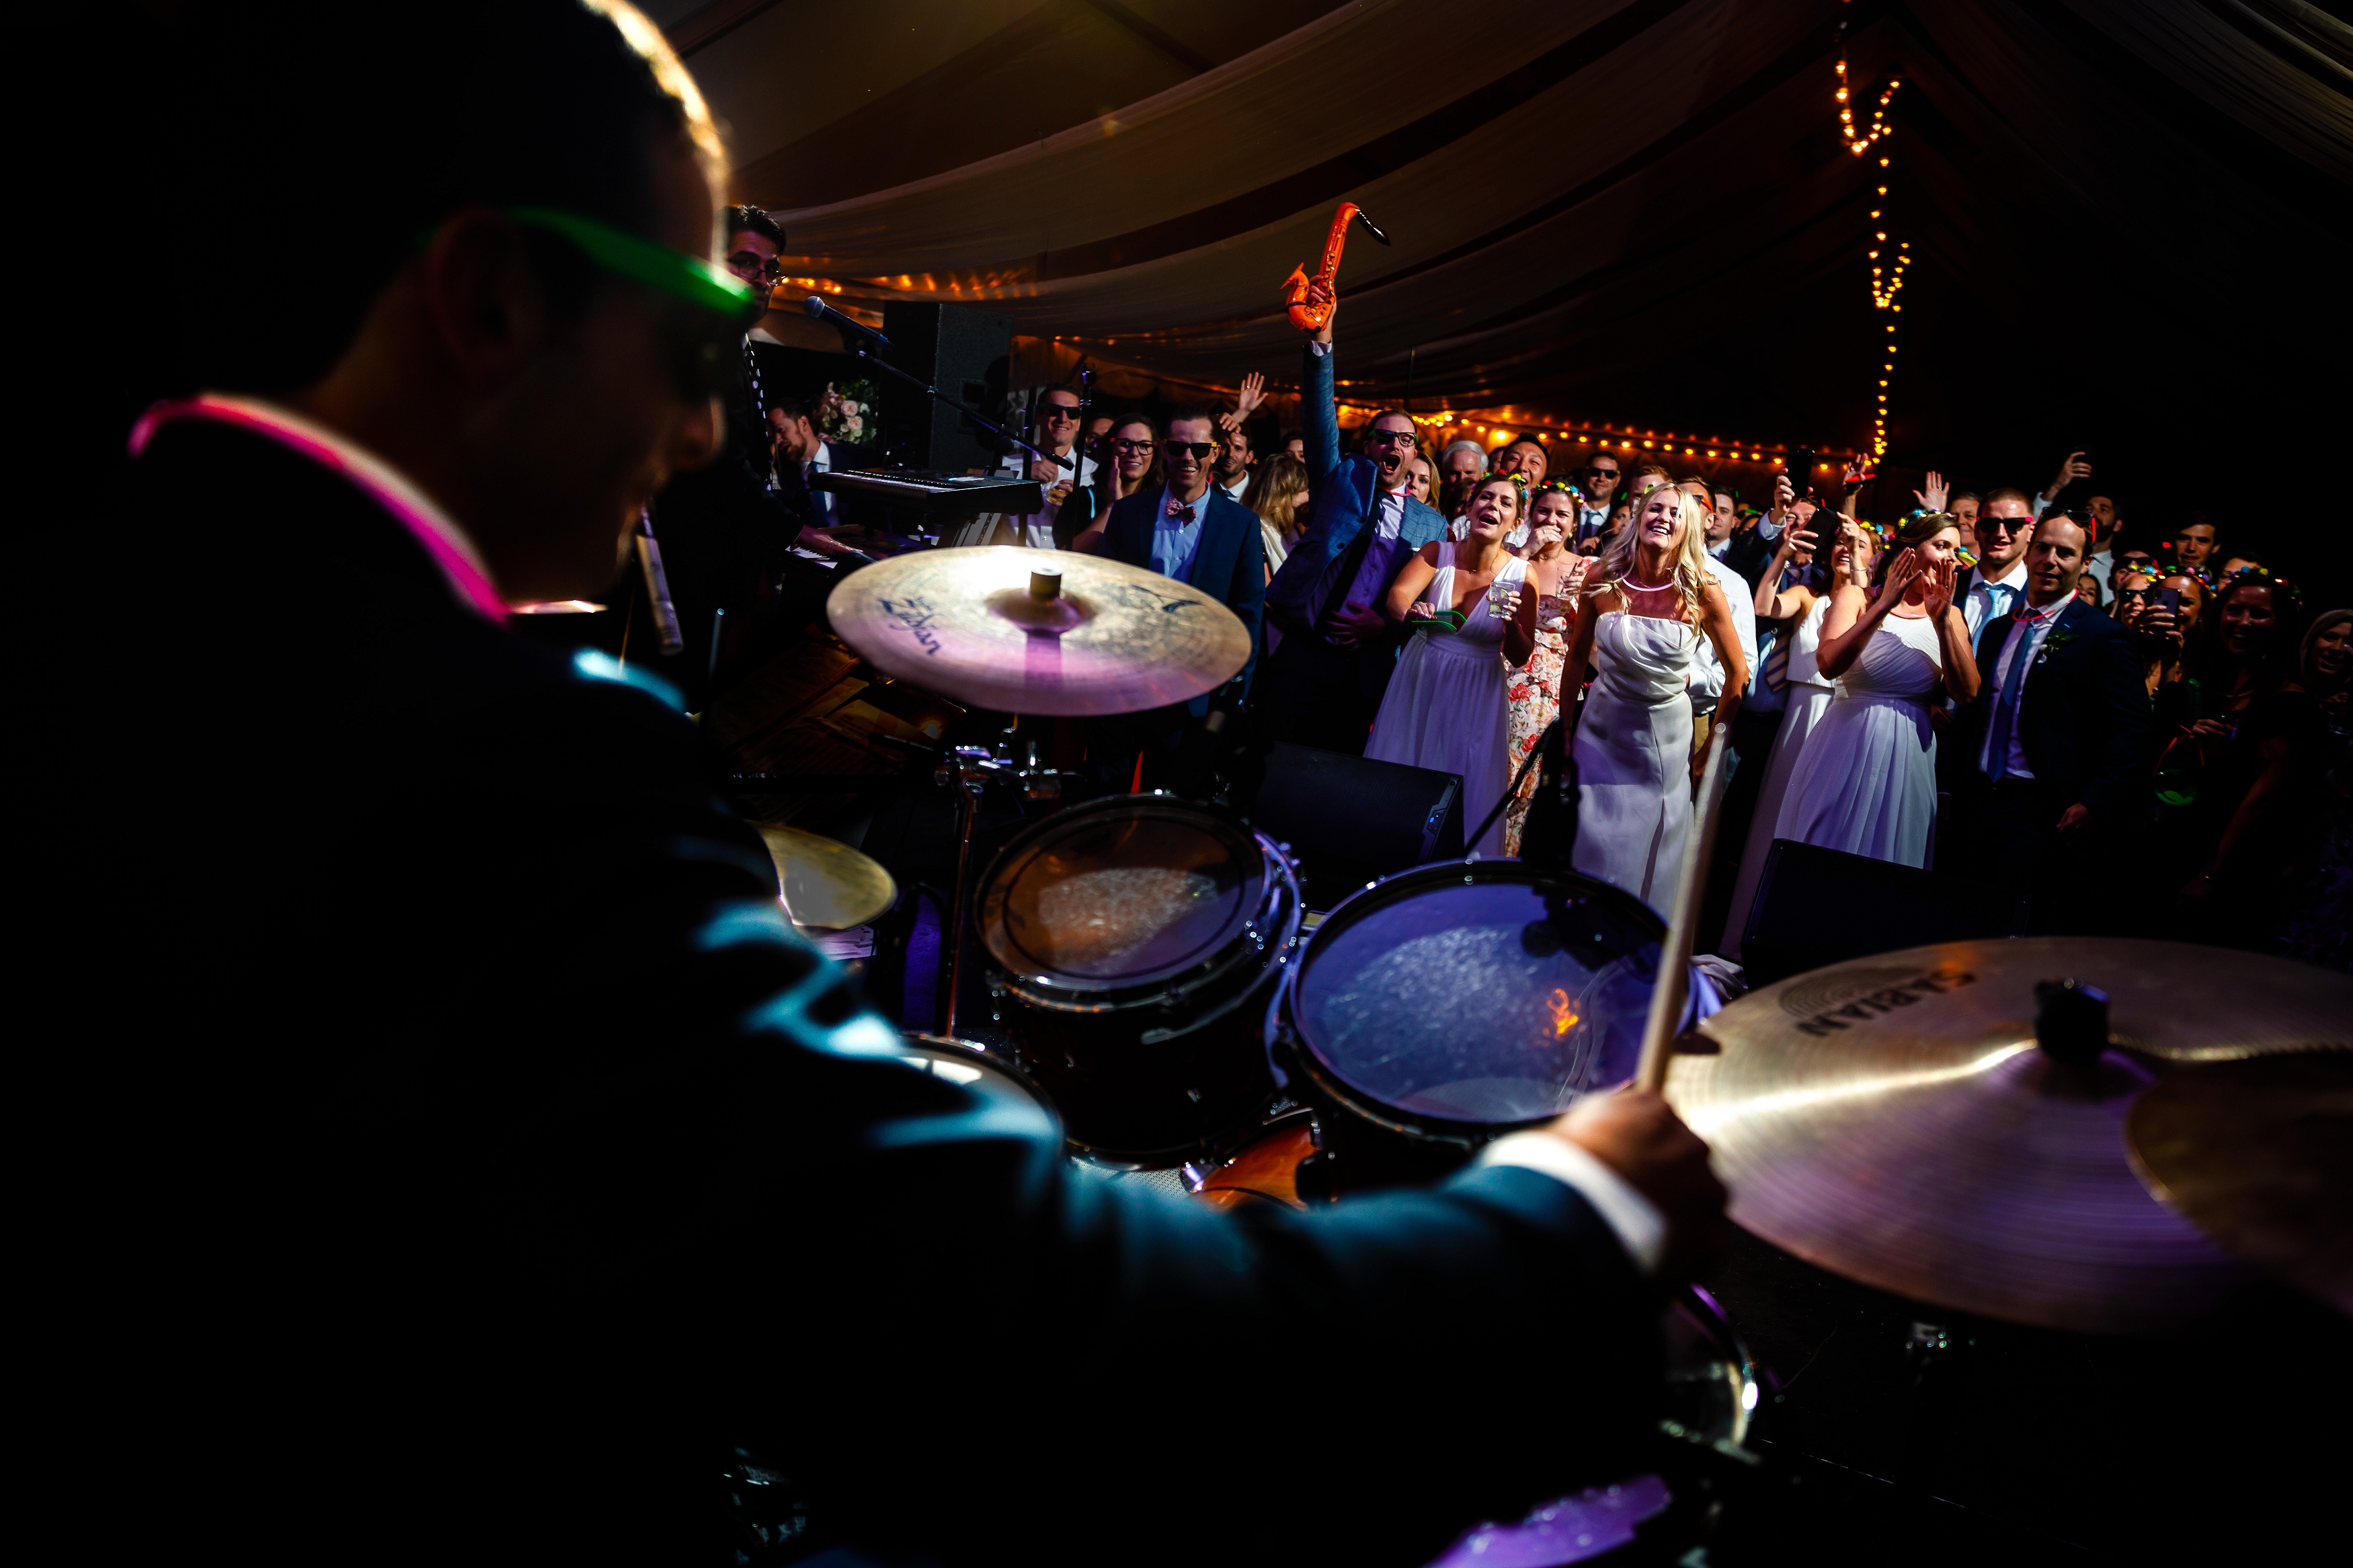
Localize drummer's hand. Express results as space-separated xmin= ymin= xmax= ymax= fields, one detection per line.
xmin=1554 ymin=1089 xmax=1728 ymax=1282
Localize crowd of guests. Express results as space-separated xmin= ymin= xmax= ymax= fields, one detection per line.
xmin=774 ymin=294 xmax=2348 ymax=968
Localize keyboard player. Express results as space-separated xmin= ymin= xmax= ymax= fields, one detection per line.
xmin=946 ymin=382 xmax=1094 ymax=548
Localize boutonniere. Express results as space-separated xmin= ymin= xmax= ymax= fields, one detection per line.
xmin=2045 ymin=630 xmax=2078 ymax=651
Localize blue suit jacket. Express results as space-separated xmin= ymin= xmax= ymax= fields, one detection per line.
xmin=1101 ymin=485 xmax=1266 ymax=713
xmin=1265 ymin=339 xmax=1447 ymax=634
xmin=1952 ymin=597 xmax=2152 ymax=817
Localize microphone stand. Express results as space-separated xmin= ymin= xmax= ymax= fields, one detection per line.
xmin=849 ymin=341 xmax=1072 ymax=473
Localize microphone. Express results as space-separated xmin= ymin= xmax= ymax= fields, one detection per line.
xmin=803 ymin=294 xmax=889 ymax=347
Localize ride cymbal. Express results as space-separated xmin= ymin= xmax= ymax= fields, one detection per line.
xmin=2127 ymin=1052 xmax=2353 ymax=1315
xmin=1667 ymin=938 xmax=2352 ymax=1334
xmin=826 ymin=546 xmax=1250 ymax=716
xmin=755 ymin=823 xmax=896 ymax=932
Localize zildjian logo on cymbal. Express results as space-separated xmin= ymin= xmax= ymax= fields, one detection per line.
xmin=1790 ymin=966 xmax=1977 ymax=1037
xmin=879 ymin=595 xmax=944 ymax=655
xmin=1109 ymin=583 xmax=1202 ymax=616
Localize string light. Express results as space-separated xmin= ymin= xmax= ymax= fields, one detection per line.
xmin=1840 ymin=3 xmax=1907 ymax=463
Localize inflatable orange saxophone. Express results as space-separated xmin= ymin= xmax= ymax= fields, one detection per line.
xmin=1281 ymin=202 xmax=1392 ymax=331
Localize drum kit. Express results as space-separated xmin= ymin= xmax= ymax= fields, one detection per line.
xmin=746 ymin=545 xmax=2350 ymax=1559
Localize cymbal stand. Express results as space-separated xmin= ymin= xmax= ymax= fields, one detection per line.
xmin=935 ymin=733 xmax=1063 ymax=1038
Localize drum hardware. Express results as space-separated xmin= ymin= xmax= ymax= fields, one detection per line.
xmin=1667 ymin=936 xmax=2353 ymax=1333
xmin=975 ymin=794 xmax=1302 ymax=1164
xmin=752 ymin=822 xmax=897 ymax=933
xmin=1271 ymin=858 xmax=1673 ymax=1194
xmin=935 ymin=730 xmax=1068 ymax=1038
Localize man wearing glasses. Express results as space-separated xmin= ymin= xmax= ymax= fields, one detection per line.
xmin=649 ymin=204 xmax=858 ymax=700
xmin=1575 ymin=454 xmax=1622 ymax=538
xmin=953 ymin=383 xmax=1096 ymax=548
xmin=1092 ymin=409 xmax=1266 ymax=780
xmin=1260 ymin=290 xmax=1449 ymax=754
xmin=1958 ymin=489 xmax=2038 ymax=641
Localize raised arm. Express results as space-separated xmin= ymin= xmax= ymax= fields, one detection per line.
xmin=1755 ymin=515 xmax=1818 ymax=621
xmin=1385 ymin=541 xmax=1441 ymax=624
xmin=1814 ymin=538 xmax=1913 ymax=679
xmin=1560 ymin=587 xmax=1609 ymax=741
xmin=1300 ymin=286 xmax=1342 ymax=487
xmin=1918 ymin=558 xmax=1979 ymax=703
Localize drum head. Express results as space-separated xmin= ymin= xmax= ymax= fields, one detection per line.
xmin=980 ymin=799 xmax=1267 ymax=991
xmin=1291 ymin=864 xmax=1664 ymax=1125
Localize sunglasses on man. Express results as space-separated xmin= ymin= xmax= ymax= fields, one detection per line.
xmin=725 ymin=250 xmax=787 ymax=286
xmin=1039 ymin=401 xmax=1082 ymax=421
xmin=1162 ymin=439 xmax=1220 ymax=459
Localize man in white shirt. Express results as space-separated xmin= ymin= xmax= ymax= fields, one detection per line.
xmin=1958 ymin=489 xmax=2035 ymax=641
xmin=1212 ymin=419 xmax=1254 ymax=503
xmin=1704 ymin=487 xmax=1740 ymax=559
xmin=952 ymin=383 xmax=1095 ymax=548
xmin=768 ymin=397 xmax=878 ymax=534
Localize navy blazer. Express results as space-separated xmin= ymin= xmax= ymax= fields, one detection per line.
xmin=93 ymin=419 xmax=1661 ymax=1563
xmin=1101 ymin=484 xmax=1266 ymax=712
xmin=1952 ymin=597 xmax=2152 ymax=817
xmin=1265 ymin=339 xmax=1447 ymax=633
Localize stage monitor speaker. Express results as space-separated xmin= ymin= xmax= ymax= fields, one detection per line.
xmin=1249 ymin=742 xmax=1464 ymax=911
xmin=879 ymin=302 xmax=1012 ymax=473
xmin=1741 ymin=839 xmax=2029 ymax=988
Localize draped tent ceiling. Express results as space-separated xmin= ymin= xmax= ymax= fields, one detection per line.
xmin=655 ymin=0 xmax=2350 ymax=548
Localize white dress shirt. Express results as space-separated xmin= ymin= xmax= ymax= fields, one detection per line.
xmin=1687 ymin=552 xmax=1759 ymax=715
xmin=948 ymin=448 xmax=1097 ymax=548
xmin=1962 ymin=558 xmax=2028 ymax=641
xmin=1977 ymin=591 xmax=2075 ymax=779
xmin=1218 ymin=470 xmax=1250 ymax=503
xmin=797 ymin=440 xmax=834 ymax=520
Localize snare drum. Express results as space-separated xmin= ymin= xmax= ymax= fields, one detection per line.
xmin=1271 ymin=858 xmax=1667 ymax=1192
xmin=977 ymin=795 xmax=1303 ymax=1164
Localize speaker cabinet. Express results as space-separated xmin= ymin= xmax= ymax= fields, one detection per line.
xmin=878 ymin=302 xmax=1012 ymax=472
xmin=1740 ymin=839 xmax=2029 ymax=987
xmin=1249 ymin=742 xmax=1464 ymax=911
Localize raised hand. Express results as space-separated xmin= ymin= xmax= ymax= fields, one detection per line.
xmin=1913 ymin=468 xmax=1949 ymax=512
xmin=1877 ymin=545 xmax=1921 ymax=608
xmin=2046 ymin=450 xmax=2091 ymax=498
xmin=1235 ymin=370 xmax=1268 ymax=419
xmin=1920 ymin=554 xmax=1956 ymax=618
xmin=1770 ymin=473 xmax=1796 ymax=518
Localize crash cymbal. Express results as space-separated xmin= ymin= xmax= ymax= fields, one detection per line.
xmin=1668 ymin=938 xmax=2353 ymax=1334
xmin=2127 ymin=1052 xmax=2353 ymax=1315
xmin=754 ymin=823 xmax=896 ymax=932
xmin=826 ymin=546 xmax=1250 ymax=716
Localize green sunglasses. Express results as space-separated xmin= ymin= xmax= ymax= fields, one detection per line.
xmin=506 ymin=206 xmax=758 ymax=319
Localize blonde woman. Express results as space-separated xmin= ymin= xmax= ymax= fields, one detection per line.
xmin=1560 ymin=484 xmax=1749 ymax=907
xmin=1242 ymin=451 xmax=1310 ymax=581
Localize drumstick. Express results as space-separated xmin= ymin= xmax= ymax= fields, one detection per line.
xmin=1635 ymin=720 xmax=1732 ymax=1093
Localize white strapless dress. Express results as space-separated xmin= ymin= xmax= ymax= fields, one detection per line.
xmin=1365 ymin=549 xmax=1528 ymax=858
xmin=1722 ymin=596 xmax=1835 ymax=958
xmin=1776 ymin=610 xmax=1943 ymax=868
xmin=1571 ymin=611 xmax=1698 ymax=909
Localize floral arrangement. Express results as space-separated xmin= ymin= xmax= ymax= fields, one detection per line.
xmin=818 ymin=379 xmax=877 ymax=446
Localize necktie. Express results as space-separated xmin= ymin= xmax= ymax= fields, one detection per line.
xmin=1982 ymin=582 xmax=2013 ymax=630
xmin=1985 ymin=610 xmax=2038 ymax=782
xmin=1166 ymin=501 xmax=1196 ymax=522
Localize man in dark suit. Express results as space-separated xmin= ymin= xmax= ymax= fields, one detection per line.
xmin=1092 ymin=406 xmax=1265 ymax=785
xmin=1257 ymin=296 xmax=1449 ymax=754
xmin=64 ymin=9 xmax=1727 ymax=1563
xmin=768 ymin=393 xmax=879 ymax=533
xmin=1948 ymin=514 xmax=2152 ymax=927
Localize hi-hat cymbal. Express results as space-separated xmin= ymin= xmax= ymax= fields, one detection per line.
xmin=826 ymin=546 xmax=1251 ymax=716
xmin=2127 ymin=1052 xmax=2353 ymax=1315
xmin=754 ymin=823 xmax=896 ymax=932
xmin=1668 ymin=938 xmax=2352 ymax=1334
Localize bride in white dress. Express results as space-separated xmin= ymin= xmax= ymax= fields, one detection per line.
xmin=1561 ymin=485 xmax=1751 ymax=908
xmin=1776 ymin=513 xmax=1980 ymax=867
xmin=1368 ymin=478 xmax=1532 ymax=857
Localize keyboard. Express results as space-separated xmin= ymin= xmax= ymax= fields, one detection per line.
xmin=813 ymin=467 xmax=1045 ymax=515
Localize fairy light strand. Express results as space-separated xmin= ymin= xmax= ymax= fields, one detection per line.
xmin=1840 ymin=5 xmax=1906 ymax=462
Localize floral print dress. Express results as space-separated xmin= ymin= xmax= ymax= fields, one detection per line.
xmin=1503 ymin=600 xmax=1571 ymax=858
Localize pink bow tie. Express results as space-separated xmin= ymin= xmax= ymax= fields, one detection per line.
xmin=1165 ymin=501 xmax=1196 ymax=522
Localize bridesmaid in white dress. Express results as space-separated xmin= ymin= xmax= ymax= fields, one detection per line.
xmin=1776 ymin=513 xmax=1981 ymax=867
xmin=1561 ymin=485 xmax=1751 ymax=908
xmin=1367 ymin=477 xmax=1531 ymax=856
xmin=1722 ymin=514 xmax=1852 ymax=958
